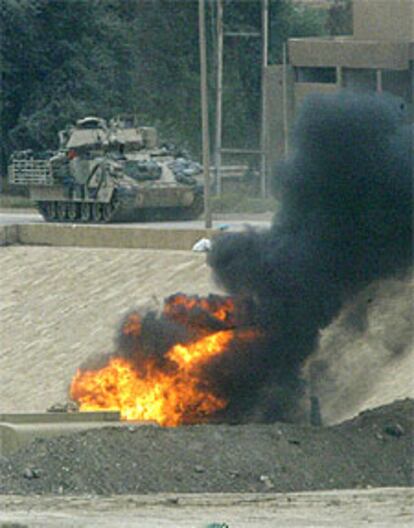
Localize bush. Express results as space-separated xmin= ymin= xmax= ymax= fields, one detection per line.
xmin=211 ymin=187 xmax=278 ymax=214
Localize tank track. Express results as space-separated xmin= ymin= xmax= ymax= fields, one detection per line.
xmin=36 ymin=189 xmax=204 ymax=223
xmin=37 ymin=191 xmax=142 ymax=223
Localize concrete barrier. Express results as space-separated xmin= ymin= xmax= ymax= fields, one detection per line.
xmin=0 ymin=225 xmax=19 ymax=246
xmin=0 ymin=411 xmax=157 ymax=456
xmin=0 ymin=411 xmax=121 ymax=424
xmin=8 ymin=224 xmax=217 ymax=251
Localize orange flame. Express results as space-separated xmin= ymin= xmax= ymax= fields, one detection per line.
xmin=70 ymin=331 xmax=233 ymax=426
xmin=70 ymin=295 xmax=257 ymax=426
xmin=163 ymin=293 xmax=235 ymax=324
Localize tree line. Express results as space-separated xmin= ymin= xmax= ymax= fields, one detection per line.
xmin=0 ymin=0 xmax=350 ymax=180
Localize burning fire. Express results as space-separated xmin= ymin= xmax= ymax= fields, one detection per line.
xmin=70 ymin=294 xmax=256 ymax=426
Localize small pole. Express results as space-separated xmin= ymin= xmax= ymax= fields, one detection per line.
xmin=260 ymin=0 xmax=269 ymax=198
xmin=376 ymin=69 xmax=383 ymax=93
xmin=336 ymin=65 xmax=343 ymax=88
xmin=215 ymin=0 xmax=223 ymax=196
xmin=199 ymin=0 xmax=212 ymax=228
xmin=282 ymin=42 xmax=289 ymax=156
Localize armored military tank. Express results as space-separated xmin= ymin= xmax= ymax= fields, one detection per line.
xmin=8 ymin=115 xmax=204 ymax=222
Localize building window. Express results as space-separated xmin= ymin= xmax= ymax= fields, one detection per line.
xmin=382 ymin=69 xmax=411 ymax=102
xmin=295 ymin=67 xmax=337 ymax=84
xmin=342 ymin=68 xmax=376 ymax=91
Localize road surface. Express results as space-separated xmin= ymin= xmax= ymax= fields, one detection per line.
xmin=0 ymin=210 xmax=273 ymax=230
xmin=0 ymin=488 xmax=412 ymax=527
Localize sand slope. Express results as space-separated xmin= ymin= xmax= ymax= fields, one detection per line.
xmin=1 ymin=246 xmax=412 ymax=422
xmin=306 ymin=271 xmax=414 ymax=424
xmin=0 ymin=246 xmax=218 ymax=412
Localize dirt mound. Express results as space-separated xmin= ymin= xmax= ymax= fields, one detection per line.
xmin=0 ymin=399 xmax=412 ymax=496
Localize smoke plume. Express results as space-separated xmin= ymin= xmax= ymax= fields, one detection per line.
xmin=207 ymin=91 xmax=413 ymax=421
xmin=74 ymin=91 xmax=412 ymax=425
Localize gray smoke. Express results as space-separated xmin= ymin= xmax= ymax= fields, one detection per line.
xmin=207 ymin=91 xmax=413 ymax=422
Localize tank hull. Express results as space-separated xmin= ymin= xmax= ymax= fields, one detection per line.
xmin=34 ymin=186 xmax=204 ymax=223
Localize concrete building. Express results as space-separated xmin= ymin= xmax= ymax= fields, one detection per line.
xmin=265 ymin=0 xmax=414 ymax=170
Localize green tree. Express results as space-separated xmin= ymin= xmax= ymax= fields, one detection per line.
xmin=1 ymin=0 xmax=331 ymax=185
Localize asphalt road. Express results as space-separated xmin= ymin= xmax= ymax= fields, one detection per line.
xmin=0 ymin=210 xmax=273 ymax=231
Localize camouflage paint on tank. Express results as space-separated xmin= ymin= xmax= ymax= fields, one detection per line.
xmin=8 ymin=115 xmax=204 ymax=223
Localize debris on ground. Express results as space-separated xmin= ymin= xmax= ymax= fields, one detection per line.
xmin=192 ymin=238 xmax=212 ymax=252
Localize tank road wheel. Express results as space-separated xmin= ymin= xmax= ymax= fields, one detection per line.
xmin=102 ymin=203 xmax=113 ymax=223
xmin=39 ymin=202 xmax=57 ymax=222
xmin=67 ymin=202 xmax=79 ymax=222
xmin=192 ymin=192 xmax=204 ymax=218
xmin=179 ymin=192 xmax=204 ymax=220
xmin=44 ymin=201 xmax=58 ymax=221
xmin=57 ymin=202 xmax=67 ymax=222
xmin=80 ymin=203 xmax=92 ymax=222
xmin=91 ymin=203 xmax=103 ymax=222
xmin=37 ymin=202 xmax=49 ymax=221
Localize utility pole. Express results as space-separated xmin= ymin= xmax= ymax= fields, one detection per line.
xmin=214 ymin=0 xmax=269 ymax=198
xmin=215 ymin=0 xmax=224 ymax=196
xmin=282 ymin=42 xmax=289 ymax=156
xmin=260 ymin=0 xmax=269 ymax=198
xmin=199 ymin=0 xmax=212 ymax=229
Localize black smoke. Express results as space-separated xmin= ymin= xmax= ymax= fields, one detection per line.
xmin=207 ymin=91 xmax=413 ymax=422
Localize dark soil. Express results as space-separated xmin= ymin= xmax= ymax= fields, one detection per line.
xmin=0 ymin=399 xmax=412 ymax=496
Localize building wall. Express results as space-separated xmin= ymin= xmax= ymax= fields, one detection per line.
xmin=353 ymin=0 xmax=414 ymax=41
xmin=264 ymin=0 xmax=414 ymax=189
xmin=288 ymin=38 xmax=411 ymax=70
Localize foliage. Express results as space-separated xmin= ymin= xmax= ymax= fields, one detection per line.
xmin=0 ymin=0 xmax=330 ymax=184
xmin=210 ymin=185 xmax=278 ymax=214
xmin=0 ymin=193 xmax=32 ymax=209
xmin=326 ymin=0 xmax=353 ymax=36
xmin=269 ymin=0 xmax=328 ymax=63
